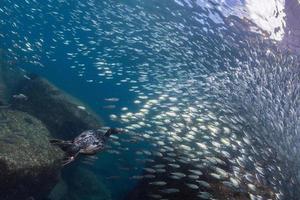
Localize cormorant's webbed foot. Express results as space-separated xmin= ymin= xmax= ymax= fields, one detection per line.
xmin=61 ymin=152 xmax=79 ymax=166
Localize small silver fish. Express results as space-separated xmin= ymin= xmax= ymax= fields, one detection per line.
xmin=104 ymin=98 xmax=119 ymax=102
xmin=149 ymin=181 xmax=167 ymax=186
xmin=13 ymin=93 xmax=28 ymax=100
xmin=160 ymin=188 xmax=180 ymax=194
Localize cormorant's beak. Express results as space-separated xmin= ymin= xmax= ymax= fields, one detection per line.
xmin=115 ymin=128 xmax=126 ymax=134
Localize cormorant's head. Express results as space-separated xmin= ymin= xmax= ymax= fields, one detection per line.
xmin=105 ymin=128 xmax=125 ymax=137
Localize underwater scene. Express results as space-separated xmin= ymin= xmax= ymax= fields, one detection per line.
xmin=0 ymin=0 xmax=300 ymax=199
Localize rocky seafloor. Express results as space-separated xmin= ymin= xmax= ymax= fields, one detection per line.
xmin=0 ymin=57 xmax=111 ymax=200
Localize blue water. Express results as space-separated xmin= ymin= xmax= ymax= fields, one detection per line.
xmin=1 ymin=0 xmax=300 ymax=199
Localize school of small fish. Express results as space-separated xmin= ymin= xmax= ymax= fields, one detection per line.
xmin=1 ymin=0 xmax=299 ymax=199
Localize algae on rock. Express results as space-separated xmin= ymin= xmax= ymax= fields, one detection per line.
xmin=11 ymin=75 xmax=102 ymax=139
xmin=0 ymin=109 xmax=64 ymax=200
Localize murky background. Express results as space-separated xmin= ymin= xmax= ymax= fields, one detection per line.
xmin=1 ymin=0 xmax=300 ymax=199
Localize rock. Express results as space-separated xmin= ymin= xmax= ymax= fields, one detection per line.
xmin=124 ymin=152 xmax=275 ymax=200
xmin=50 ymin=167 xmax=112 ymax=200
xmin=0 ymin=109 xmax=64 ymax=200
xmin=48 ymin=180 xmax=68 ymax=200
xmin=11 ymin=75 xmax=102 ymax=139
xmin=0 ymin=54 xmax=26 ymax=105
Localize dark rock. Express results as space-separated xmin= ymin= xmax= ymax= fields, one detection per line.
xmin=48 ymin=180 xmax=68 ymax=200
xmin=0 ymin=109 xmax=64 ymax=200
xmin=50 ymin=167 xmax=111 ymax=200
xmin=11 ymin=76 xmax=102 ymax=139
xmin=124 ymin=151 xmax=275 ymax=200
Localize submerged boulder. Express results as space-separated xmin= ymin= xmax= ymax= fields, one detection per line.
xmin=0 ymin=55 xmax=105 ymax=199
xmin=124 ymin=151 xmax=276 ymax=200
xmin=50 ymin=167 xmax=112 ymax=200
xmin=0 ymin=109 xmax=64 ymax=200
xmin=11 ymin=75 xmax=102 ymax=139
xmin=0 ymin=56 xmax=26 ymax=105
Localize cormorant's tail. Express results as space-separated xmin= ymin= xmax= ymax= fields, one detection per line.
xmin=49 ymin=139 xmax=74 ymax=152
